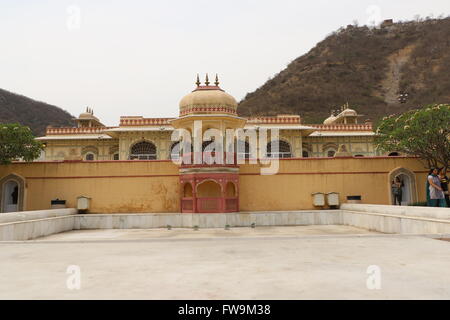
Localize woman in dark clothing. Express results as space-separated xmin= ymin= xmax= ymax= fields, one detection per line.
xmin=439 ymin=168 xmax=450 ymax=207
xmin=391 ymin=176 xmax=403 ymax=205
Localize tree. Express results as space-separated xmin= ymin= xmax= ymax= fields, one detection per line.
xmin=375 ymin=104 xmax=450 ymax=170
xmin=0 ymin=123 xmax=44 ymax=164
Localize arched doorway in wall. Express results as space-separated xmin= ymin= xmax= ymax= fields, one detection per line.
xmin=388 ymin=168 xmax=418 ymax=205
xmin=225 ymin=181 xmax=238 ymax=212
xmin=180 ymin=182 xmax=194 ymax=213
xmin=196 ymin=180 xmax=222 ymax=213
xmin=0 ymin=174 xmax=25 ymax=213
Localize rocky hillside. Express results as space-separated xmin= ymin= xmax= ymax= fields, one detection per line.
xmin=237 ymin=18 xmax=450 ymax=124
xmin=0 ymin=89 xmax=74 ymax=136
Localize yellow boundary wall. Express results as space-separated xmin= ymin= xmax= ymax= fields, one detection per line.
xmin=0 ymin=157 xmax=428 ymax=213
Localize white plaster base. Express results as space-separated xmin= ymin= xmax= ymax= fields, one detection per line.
xmin=1 ymin=205 xmax=450 ymax=241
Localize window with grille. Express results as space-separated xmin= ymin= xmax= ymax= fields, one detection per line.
xmin=266 ymin=140 xmax=292 ymax=158
xmin=327 ymin=150 xmax=336 ymax=157
xmin=129 ymin=141 xmax=157 ymax=160
xmin=85 ymin=153 xmax=95 ymax=161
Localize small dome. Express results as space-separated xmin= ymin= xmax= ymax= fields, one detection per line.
xmin=78 ymin=112 xmax=99 ymax=120
xmin=323 ymin=115 xmax=337 ymax=124
xmin=341 ymin=108 xmax=357 ymax=116
xmin=179 ymin=85 xmax=238 ymax=116
xmin=78 ymin=108 xmax=99 ymax=121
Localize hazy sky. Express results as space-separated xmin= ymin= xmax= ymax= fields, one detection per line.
xmin=1 ymin=0 xmax=449 ymax=126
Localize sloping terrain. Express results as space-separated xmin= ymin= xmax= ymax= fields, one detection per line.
xmin=0 ymin=88 xmax=74 ymax=136
xmin=238 ymin=18 xmax=450 ymax=123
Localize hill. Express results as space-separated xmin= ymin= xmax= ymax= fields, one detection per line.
xmin=237 ymin=17 xmax=450 ymax=124
xmin=0 ymin=88 xmax=75 ymax=136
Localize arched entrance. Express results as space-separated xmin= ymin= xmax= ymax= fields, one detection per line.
xmin=180 ymin=172 xmax=239 ymax=214
xmin=196 ymin=180 xmax=222 ymax=213
xmin=388 ymin=168 xmax=417 ymax=205
xmin=0 ymin=174 xmax=25 ymax=213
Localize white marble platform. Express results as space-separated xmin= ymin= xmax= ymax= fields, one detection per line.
xmin=1 ymin=205 xmax=450 ymax=241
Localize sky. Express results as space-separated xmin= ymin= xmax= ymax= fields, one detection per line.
xmin=1 ymin=0 xmax=450 ymax=126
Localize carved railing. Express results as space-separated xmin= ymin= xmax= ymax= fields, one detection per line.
xmin=309 ymin=124 xmax=373 ymax=131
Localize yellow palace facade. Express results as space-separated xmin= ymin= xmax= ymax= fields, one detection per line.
xmin=37 ymin=84 xmax=380 ymax=163
xmin=0 ymin=76 xmax=426 ymax=214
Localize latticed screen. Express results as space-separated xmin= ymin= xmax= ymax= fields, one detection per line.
xmin=267 ymin=140 xmax=292 ymax=158
xmin=129 ymin=141 xmax=157 ymax=160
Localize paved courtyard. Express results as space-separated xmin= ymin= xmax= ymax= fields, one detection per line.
xmin=0 ymin=226 xmax=449 ymax=299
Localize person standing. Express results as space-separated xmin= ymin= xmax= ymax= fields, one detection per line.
xmin=391 ymin=177 xmax=403 ymax=205
xmin=428 ymin=168 xmax=445 ymax=207
xmin=439 ymin=168 xmax=450 ymax=207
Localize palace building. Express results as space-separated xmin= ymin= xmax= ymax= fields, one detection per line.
xmin=37 ymin=76 xmax=379 ymax=162
xmin=1 ymin=76 xmax=425 ymax=214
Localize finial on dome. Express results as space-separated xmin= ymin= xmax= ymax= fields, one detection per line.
xmin=195 ymin=74 xmax=201 ymax=87
xmin=215 ymin=74 xmax=220 ymax=86
xmin=205 ymin=73 xmax=210 ymax=86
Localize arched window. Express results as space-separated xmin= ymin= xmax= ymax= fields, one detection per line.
xmin=327 ymin=150 xmax=336 ymax=158
xmin=129 ymin=141 xmax=157 ymax=160
xmin=183 ymin=183 xmax=193 ymax=197
xmin=113 ymin=153 xmax=119 ymax=160
xmin=85 ymin=153 xmax=95 ymax=161
xmin=266 ymin=140 xmax=292 ymax=158
xmin=302 ymin=151 xmax=309 ymax=158
xmin=197 ymin=180 xmax=221 ymax=198
xmin=225 ymin=182 xmax=236 ymax=197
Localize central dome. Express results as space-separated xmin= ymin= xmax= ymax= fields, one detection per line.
xmin=179 ymin=75 xmax=237 ymax=116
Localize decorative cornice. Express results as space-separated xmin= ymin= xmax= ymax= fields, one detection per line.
xmin=46 ymin=127 xmax=116 ymax=135
xmin=119 ymin=118 xmax=175 ymax=126
xmin=245 ymin=116 xmax=301 ymax=124
xmin=308 ymin=124 xmax=373 ymax=131
xmin=180 ymin=105 xmax=237 ymax=116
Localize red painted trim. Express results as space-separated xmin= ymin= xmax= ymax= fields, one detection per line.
xmin=25 ymin=174 xmax=179 ymax=180
xmin=13 ymin=159 xmax=175 ymax=164
xmin=24 ymin=169 xmax=428 ymax=180
xmin=239 ymin=171 xmax=389 ymax=176
xmin=265 ymin=156 xmax=420 ymax=161
xmin=11 ymin=156 xmax=420 ymax=165
xmin=240 ymin=170 xmax=429 ymax=176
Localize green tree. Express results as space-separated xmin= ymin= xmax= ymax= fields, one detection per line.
xmin=0 ymin=123 xmax=44 ymax=164
xmin=375 ymin=104 xmax=450 ymax=170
